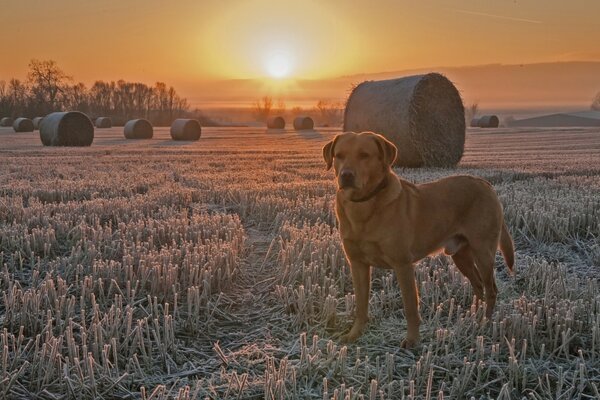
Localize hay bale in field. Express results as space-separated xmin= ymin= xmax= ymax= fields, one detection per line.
xmin=13 ymin=118 xmax=34 ymax=132
xmin=95 ymin=117 xmax=112 ymax=128
xmin=1 ymin=117 xmax=14 ymax=127
xmin=170 ymin=119 xmax=201 ymax=140
xmin=32 ymin=117 xmax=44 ymax=130
xmin=267 ymin=116 xmax=286 ymax=129
xmin=470 ymin=118 xmax=480 ymax=127
xmin=293 ymin=116 xmax=314 ymax=130
xmin=39 ymin=111 xmax=94 ymax=146
xmin=343 ymin=73 xmax=465 ymax=167
xmin=477 ymin=115 xmax=499 ymax=128
xmin=124 ymin=119 xmax=153 ymax=139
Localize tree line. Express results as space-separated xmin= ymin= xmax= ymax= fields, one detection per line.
xmin=0 ymin=59 xmax=209 ymax=126
xmin=253 ymin=96 xmax=344 ymax=127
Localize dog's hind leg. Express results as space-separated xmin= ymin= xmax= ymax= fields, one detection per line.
xmin=471 ymin=246 xmax=498 ymax=318
xmin=451 ymin=246 xmax=484 ymax=305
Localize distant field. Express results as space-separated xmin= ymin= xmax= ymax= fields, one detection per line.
xmin=1 ymin=126 xmax=600 ymax=399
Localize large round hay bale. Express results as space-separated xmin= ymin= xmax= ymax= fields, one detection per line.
xmin=267 ymin=116 xmax=285 ymax=129
xmin=33 ymin=117 xmax=44 ymax=130
xmin=343 ymin=73 xmax=465 ymax=167
xmin=39 ymin=111 xmax=94 ymax=146
xmin=13 ymin=118 xmax=34 ymax=132
xmin=1 ymin=117 xmax=14 ymax=127
xmin=477 ymin=115 xmax=499 ymax=128
xmin=293 ymin=116 xmax=314 ymax=130
xmin=95 ymin=117 xmax=112 ymax=128
xmin=124 ymin=119 xmax=153 ymax=139
xmin=470 ymin=118 xmax=480 ymax=127
xmin=170 ymin=119 xmax=201 ymax=140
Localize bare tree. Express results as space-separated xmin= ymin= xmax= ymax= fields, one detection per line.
xmin=274 ymin=98 xmax=286 ymax=116
xmin=175 ymin=96 xmax=189 ymax=118
xmin=168 ymin=86 xmax=177 ymax=122
xmin=0 ymin=80 xmax=9 ymax=116
xmin=89 ymin=81 xmax=114 ymax=116
xmin=253 ymin=96 xmax=273 ymax=122
xmin=27 ymin=59 xmax=71 ymax=113
xmin=592 ymin=92 xmax=600 ymax=111
xmin=290 ymin=106 xmax=303 ymax=116
xmin=314 ymin=100 xmax=343 ymax=127
xmin=8 ymin=79 xmax=29 ymax=116
xmin=465 ymin=102 xmax=479 ymax=124
xmin=64 ymin=82 xmax=89 ymax=112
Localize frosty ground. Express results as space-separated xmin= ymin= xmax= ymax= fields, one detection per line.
xmin=1 ymin=125 xmax=599 ymax=399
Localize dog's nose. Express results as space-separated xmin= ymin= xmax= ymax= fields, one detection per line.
xmin=340 ymin=170 xmax=355 ymax=187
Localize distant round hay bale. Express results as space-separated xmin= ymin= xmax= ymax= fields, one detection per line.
xmin=170 ymin=119 xmax=201 ymax=140
xmin=95 ymin=117 xmax=112 ymax=128
xmin=293 ymin=116 xmax=314 ymax=130
xmin=33 ymin=117 xmax=44 ymax=130
xmin=267 ymin=116 xmax=286 ymax=129
xmin=124 ymin=119 xmax=153 ymax=139
xmin=39 ymin=111 xmax=94 ymax=146
xmin=343 ymin=73 xmax=465 ymax=167
xmin=477 ymin=115 xmax=499 ymax=128
xmin=1 ymin=117 xmax=14 ymax=127
xmin=13 ymin=118 xmax=34 ymax=132
xmin=470 ymin=118 xmax=480 ymax=127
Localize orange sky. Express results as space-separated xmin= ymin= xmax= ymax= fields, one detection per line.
xmin=1 ymin=0 xmax=599 ymax=108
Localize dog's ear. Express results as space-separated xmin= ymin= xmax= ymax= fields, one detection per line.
xmin=372 ymin=134 xmax=397 ymax=167
xmin=322 ymin=136 xmax=339 ymax=170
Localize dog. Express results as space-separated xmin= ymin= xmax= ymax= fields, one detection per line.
xmin=323 ymin=131 xmax=514 ymax=348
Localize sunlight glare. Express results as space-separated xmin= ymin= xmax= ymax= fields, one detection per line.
xmin=265 ymin=52 xmax=291 ymax=78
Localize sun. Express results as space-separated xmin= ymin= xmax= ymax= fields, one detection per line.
xmin=265 ymin=52 xmax=291 ymax=78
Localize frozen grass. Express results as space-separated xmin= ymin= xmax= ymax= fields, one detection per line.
xmin=0 ymin=126 xmax=600 ymax=398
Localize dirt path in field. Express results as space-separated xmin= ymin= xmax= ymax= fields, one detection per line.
xmin=244 ymin=225 xmax=276 ymax=286
xmin=209 ymin=220 xmax=285 ymax=348
xmin=238 ymin=224 xmax=278 ymax=304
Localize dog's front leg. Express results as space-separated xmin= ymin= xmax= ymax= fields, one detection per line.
xmin=395 ymin=264 xmax=421 ymax=348
xmin=340 ymin=259 xmax=371 ymax=343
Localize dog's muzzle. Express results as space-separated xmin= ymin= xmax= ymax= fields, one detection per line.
xmin=339 ymin=170 xmax=355 ymax=189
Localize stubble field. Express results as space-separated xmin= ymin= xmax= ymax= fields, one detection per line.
xmin=1 ymin=125 xmax=600 ymax=399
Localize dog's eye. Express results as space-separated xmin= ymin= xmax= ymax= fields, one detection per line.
xmin=335 ymin=153 xmax=345 ymax=160
xmin=358 ymin=152 xmax=370 ymax=159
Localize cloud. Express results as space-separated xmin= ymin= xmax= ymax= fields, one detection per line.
xmin=454 ymin=9 xmax=543 ymax=24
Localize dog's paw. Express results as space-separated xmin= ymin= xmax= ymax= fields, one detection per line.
xmin=339 ymin=326 xmax=366 ymax=343
xmin=400 ymin=336 xmax=419 ymax=349
xmin=339 ymin=332 xmax=359 ymax=344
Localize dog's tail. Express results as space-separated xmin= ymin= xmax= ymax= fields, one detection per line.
xmin=499 ymin=221 xmax=515 ymax=274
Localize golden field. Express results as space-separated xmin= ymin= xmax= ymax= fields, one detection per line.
xmin=1 ymin=125 xmax=600 ymax=399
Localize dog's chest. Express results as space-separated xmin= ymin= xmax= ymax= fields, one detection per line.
xmin=357 ymin=240 xmax=394 ymax=269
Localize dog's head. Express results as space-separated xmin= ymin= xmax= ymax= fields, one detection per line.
xmin=323 ymin=131 xmax=397 ymax=199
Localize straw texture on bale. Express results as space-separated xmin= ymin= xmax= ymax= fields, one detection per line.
xmin=344 ymin=73 xmax=465 ymax=167
xmin=39 ymin=111 xmax=94 ymax=146
xmin=124 ymin=119 xmax=153 ymax=139
xmin=1 ymin=117 xmax=14 ymax=127
xmin=293 ymin=116 xmax=314 ymax=130
xmin=170 ymin=119 xmax=201 ymax=140
xmin=33 ymin=117 xmax=44 ymax=130
xmin=470 ymin=118 xmax=480 ymax=127
xmin=267 ymin=116 xmax=286 ymax=129
xmin=95 ymin=117 xmax=112 ymax=128
xmin=477 ymin=115 xmax=499 ymax=128
xmin=13 ymin=118 xmax=34 ymax=132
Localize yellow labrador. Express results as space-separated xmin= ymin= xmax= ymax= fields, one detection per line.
xmin=323 ymin=131 xmax=514 ymax=348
